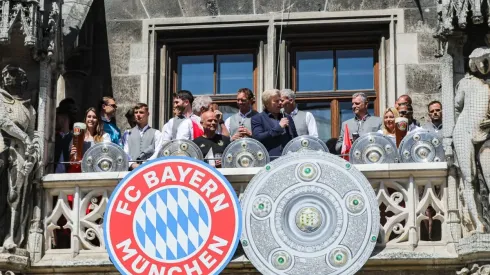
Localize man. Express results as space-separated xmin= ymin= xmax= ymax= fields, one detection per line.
xmin=176 ymin=96 xmax=228 ymax=139
xmin=124 ymin=103 xmax=164 ymax=170
xmin=398 ymin=104 xmax=421 ymax=133
xmin=99 ymin=96 xmax=121 ymax=144
xmin=225 ymin=88 xmax=258 ymax=140
xmin=54 ymin=106 xmax=73 ymax=173
xmin=336 ymin=93 xmax=382 ymax=153
xmin=395 ymin=94 xmax=420 ymax=126
xmin=193 ymin=110 xmax=231 ymax=167
xmin=280 ymin=89 xmax=318 ymax=138
xmin=162 ymin=90 xmax=193 ymax=140
xmin=252 ymin=89 xmax=297 ymax=158
xmin=423 ymin=100 xmax=443 ymax=134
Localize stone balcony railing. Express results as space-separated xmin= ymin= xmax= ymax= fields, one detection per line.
xmin=33 ymin=162 xmax=456 ymax=274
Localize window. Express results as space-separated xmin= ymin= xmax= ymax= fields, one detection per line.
xmin=177 ymin=53 xmax=255 ymax=95
xmin=289 ymin=46 xmax=378 ymax=142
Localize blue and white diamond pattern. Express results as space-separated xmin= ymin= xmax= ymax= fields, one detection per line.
xmin=134 ymin=187 xmax=210 ymax=261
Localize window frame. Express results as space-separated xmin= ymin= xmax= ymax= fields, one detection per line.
xmin=170 ymin=48 xmax=259 ymax=105
xmin=288 ymin=43 xmax=380 ymax=139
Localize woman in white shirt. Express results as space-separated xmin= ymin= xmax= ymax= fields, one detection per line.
xmin=377 ymin=107 xmax=399 ymax=145
xmin=70 ymin=107 xmax=111 ymax=158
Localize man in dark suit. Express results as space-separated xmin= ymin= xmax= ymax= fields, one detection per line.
xmin=252 ymin=89 xmax=298 ymax=159
xmin=54 ymin=106 xmax=74 ymax=173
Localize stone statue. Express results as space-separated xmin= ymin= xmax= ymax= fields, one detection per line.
xmin=451 ymin=47 xmax=490 ymax=233
xmin=0 ymin=65 xmax=41 ymax=250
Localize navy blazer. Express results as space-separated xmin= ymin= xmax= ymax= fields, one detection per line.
xmin=251 ymin=110 xmax=296 ymax=159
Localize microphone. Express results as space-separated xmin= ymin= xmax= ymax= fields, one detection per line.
xmin=280 ymin=108 xmax=285 ymax=116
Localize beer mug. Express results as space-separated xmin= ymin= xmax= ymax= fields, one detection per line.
xmin=395 ymin=117 xmax=408 ymax=147
xmin=68 ymin=122 xmax=86 ymax=173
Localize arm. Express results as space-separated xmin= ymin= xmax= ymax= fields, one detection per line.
xmin=306 ymin=112 xmax=319 ymax=138
xmin=162 ymin=119 xmax=173 ymax=141
xmin=224 ymin=117 xmax=231 ymax=132
xmin=219 ymin=120 xmax=229 ymax=137
xmin=123 ymin=131 xmax=130 ymax=155
xmin=336 ymin=122 xmax=345 ymax=153
xmin=251 ymin=115 xmax=284 ymax=141
xmin=149 ymin=130 xmax=163 ymax=160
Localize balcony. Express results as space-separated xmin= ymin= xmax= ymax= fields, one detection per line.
xmin=34 ymin=162 xmax=457 ymax=273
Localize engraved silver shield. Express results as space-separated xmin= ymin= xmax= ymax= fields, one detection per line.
xmin=349 ymin=132 xmax=399 ymax=164
xmin=282 ymin=136 xmax=329 ymax=155
xmin=398 ymin=130 xmax=444 ymax=163
xmin=157 ymin=139 xmax=203 ymax=160
xmin=222 ymin=138 xmax=269 ymax=168
xmin=82 ymin=142 xmax=129 ymax=172
xmin=241 ymin=151 xmax=379 ymax=275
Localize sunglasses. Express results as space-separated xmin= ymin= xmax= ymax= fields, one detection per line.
xmin=105 ymin=103 xmax=117 ymax=109
xmin=399 ymin=111 xmax=412 ymax=115
xmin=429 ymin=109 xmax=441 ymax=113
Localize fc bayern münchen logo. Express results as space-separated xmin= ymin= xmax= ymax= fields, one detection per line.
xmin=104 ymin=157 xmax=242 ymax=274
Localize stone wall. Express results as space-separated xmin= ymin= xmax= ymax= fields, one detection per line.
xmin=70 ymin=0 xmax=443 ymax=129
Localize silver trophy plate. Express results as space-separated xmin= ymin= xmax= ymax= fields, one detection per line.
xmin=222 ymin=138 xmax=269 ymax=168
xmin=282 ymin=135 xmax=329 ymax=155
xmin=158 ymin=139 xmax=203 ymax=160
xmin=82 ymin=142 xmax=129 ymax=172
xmin=398 ymin=130 xmax=444 ymax=163
xmin=349 ymin=132 xmax=399 ymax=164
xmin=240 ymin=151 xmax=379 ymax=275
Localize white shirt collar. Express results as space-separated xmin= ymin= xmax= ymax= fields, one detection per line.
xmin=239 ymin=109 xmax=253 ymax=118
xmin=138 ymin=124 xmax=150 ymax=133
xmin=289 ymin=107 xmax=299 ymax=116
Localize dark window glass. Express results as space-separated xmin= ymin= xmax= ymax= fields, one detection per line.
xmin=339 ymin=101 xmax=375 ymax=131
xmin=296 ymin=101 xmax=331 ymax=141
xmin=337 ymin=49 xmax=374 ymax=90
xmin=217 ymin=54 xmax=254 ymax=94
xmin=178 ymin=55 xmax=214 ymax=95
xmin=296 ymin=51 xmax=333 ymax=92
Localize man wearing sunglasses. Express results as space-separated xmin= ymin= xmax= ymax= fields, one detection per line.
xmin=99 ymin=96 xmax=121 ymax=144
xmin=398 ymin=105 xmax=421 ymax=133
xmin=422 ymin=101 xmax=442 ymax=135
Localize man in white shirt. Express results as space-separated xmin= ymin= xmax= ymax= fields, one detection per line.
xmin=162 ymin=90 xmax=194 ymax=141
xmin=280 ymin=89 xmax=319 ymax=138
xmin=124 ymin=103 xmax=164 ymax=170
xmin=176 ymin=95 xmax=213 ymax=140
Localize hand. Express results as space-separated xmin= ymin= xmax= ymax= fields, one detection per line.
xmin=279 ymin=118 xmax=289 ymax=128
xmin=239 ymin=127 xmax=252 ymax=137
xmin=130 ymin=163 xmax=140 ymax=170
xmin=70 ymin=145 xmax=77 ymax=157
xmin=232 ymin=132 xmax=242 ymax=140
xmin=214 ymin=110 xmax=223 ymax=121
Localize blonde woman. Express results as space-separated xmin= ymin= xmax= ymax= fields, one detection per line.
xmin=377 ymin=107 xmax=399 ymax=144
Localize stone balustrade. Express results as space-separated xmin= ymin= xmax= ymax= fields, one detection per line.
xmin=33 ymin=162 xmax=455 ymax=273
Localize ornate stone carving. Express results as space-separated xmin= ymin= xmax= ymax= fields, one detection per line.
xmin=0 ymin=0 xmax=40 ymax=47
xmin=0 ymin=65 xmax=41 ymax=251
xmin=445 ymin=47 xmax=490 ymax=234
xmin=457 ymin=264 xmax=490 ymax=275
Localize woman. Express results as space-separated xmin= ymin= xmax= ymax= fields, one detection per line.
xmin=378 ymin=107 xmax=399 ymax=144
xmin=251 ymin=89 xmax=298 ymax=158
xmin=70 ymin=107 xmax=111 ymax=158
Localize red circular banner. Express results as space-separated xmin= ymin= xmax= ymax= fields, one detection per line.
xmin=104 ymin=157 xmax=242 ymax=275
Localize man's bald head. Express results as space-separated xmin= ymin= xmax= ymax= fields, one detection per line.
xmin=396 ymin=94 xmax=412 ymax=108
xmin=201 ymin=110 xmax=217 ymax=134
